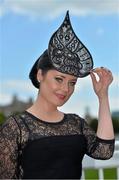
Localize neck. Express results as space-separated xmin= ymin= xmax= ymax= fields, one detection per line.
xmin=27 ymin=94 xmax=64 ymax=122
xmin=28 ymin=94 xmax=58 ymax=115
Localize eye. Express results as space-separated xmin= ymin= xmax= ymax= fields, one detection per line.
xmin=69 ymin=81 xmax=77 ymax=87
xmin=55 ymin=77 xmax=63 ymax=83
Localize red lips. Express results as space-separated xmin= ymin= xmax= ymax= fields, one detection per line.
xmin=55 ymin=93 xmax=66 ymax=100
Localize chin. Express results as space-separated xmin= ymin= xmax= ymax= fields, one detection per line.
xmin=51 ymin=100 xmax=65 ymax=107
xmin=51 ymin=96 xmax=69 ymax=107
xmin=57 ymin=100 xmax=68 ymax=107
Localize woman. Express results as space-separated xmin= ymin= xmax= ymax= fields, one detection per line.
xmin=0 ymin=11 xmax=115 ymax=179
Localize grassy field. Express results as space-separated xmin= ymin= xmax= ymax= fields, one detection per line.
xmin=84 ymin=168 xmax=117 ymax=180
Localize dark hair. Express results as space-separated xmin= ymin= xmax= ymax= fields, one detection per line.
xmin=29 ymin=49 xmax=55 ymax=88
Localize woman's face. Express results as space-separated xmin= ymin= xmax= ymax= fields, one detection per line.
xmin=37 ymin=69 xmax=77 ymax=107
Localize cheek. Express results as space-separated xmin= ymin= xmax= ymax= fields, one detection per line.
xmin=41 ymin=80 xmax=58 ymax=95
xmin=69 ymin=85 xmax=75 ymax=93
xmin=47 ymin=80 xmax=59 ymax=91
xmin=67 ymin=87 xmax=75 ymax=98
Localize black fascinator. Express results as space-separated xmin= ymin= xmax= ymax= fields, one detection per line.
xmin=48 ymin=11 xmax=93 ymax=77
xmin=29 ymin=11 xmax=94 ymax=88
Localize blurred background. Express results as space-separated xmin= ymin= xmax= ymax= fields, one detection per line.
xmin=0 ymin=0 xmax=119 ymax=134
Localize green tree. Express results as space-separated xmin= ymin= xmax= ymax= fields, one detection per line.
xmin=89 ymin=118 xmax=98 ymax=132
xmin=112 ymin=117 xmax=119 ymax=134
xmin=0 ymin=112 xmax=6 ymax=125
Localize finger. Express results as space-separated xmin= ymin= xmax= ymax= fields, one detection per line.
xmin=100 ymin=68 xmax=113 ymax=79
xmin=92 ymin=68 xmax=103 ymax=75
xmin=96 ymin=67 xmax=113 ymax=83
xmin=92 ymin=67 xmax=112 ymax=80
xmin=91 ymin=69 xmax=103 ymax=80
xmin=101 ymin=67 xmax=112 ymax=73
xmin=90 ymin=71 xmax=98 ymax=85
xmin=93 ymin=67 xmax=112 ymax=74
xmin=92 ymin=67 xmax=102 ymax=72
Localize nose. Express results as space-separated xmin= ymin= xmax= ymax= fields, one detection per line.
xmin=61 ymin=83 xmax=69 ymax=93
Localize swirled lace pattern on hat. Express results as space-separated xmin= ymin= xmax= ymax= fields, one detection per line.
xmin=48 ymin=11 xmax=93 ymax=77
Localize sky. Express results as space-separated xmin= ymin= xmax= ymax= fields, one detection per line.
xmin=0 ymin=0 xmax=119 ymax=117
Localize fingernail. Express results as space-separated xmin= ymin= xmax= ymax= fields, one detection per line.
xmin=91 ymin=68 xmax=96 ymax=71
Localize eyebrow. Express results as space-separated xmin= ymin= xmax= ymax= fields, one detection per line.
xmin=56 ymin=75 xmax=77 ymax=81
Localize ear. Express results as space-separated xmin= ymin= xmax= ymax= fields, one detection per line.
xmin=37 ymin=69 xmax=43 ymax=82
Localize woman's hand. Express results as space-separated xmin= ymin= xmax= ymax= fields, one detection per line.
xmin=90 ymin=67 xmax=114 ymax=139
xmin=90 ymin=67 xmax=113 ymax=99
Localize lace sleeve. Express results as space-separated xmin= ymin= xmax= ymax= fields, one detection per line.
xmin=81 ymin=119 xmax=115 ymax=160
xmin=0 ymin=116 xmax=20 ymax=179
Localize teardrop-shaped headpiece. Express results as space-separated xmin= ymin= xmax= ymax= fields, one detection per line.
xmin=48 ymin=11 xmax=93 ymax=77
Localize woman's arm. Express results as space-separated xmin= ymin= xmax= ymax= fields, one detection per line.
xmin=0 ymin=116 xmax=19 ymax=179
xmin=90 ymin=67 xmax=114 ymax=139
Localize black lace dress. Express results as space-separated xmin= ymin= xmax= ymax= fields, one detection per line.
xmin=0 ymin=111 xmax=115 ymax=179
